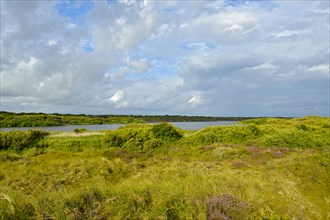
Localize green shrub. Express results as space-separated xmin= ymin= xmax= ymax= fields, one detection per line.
xmin=142 ymin=139 xmax=166 ymax=154
xmin=184 ymin=125 xmax=261 ymax=146
xmin=0 ymin=130 xmax=49 ymax=151
xmin=296 ymin=124 xmax=310 ymax=131
xmin=257 ymin=129 xmax=326 ymax=148
xmin=123 ymin=139 xmax=144 ymax=151
xmin=150 ymin=123 xmax=183 ymax=142
xmin=104 ymin=123 xmax=183 ymax=152
xmin=73 ymin=128 xmax=87 ymax=133
xmin=143 ymin=139 xmax=164 ymax=150
xmin=104 ymin=132 xmax=125 ymax=147
xmin=182 ymin=117 xmax=330 ymax=148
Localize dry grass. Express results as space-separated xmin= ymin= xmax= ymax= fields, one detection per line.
xmin=49 ymin=132 xmax=104 ymax=137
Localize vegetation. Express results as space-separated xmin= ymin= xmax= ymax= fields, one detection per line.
xmin=0 ymin=111 xmax=144 ymax=127
xmin=104 ymin=123 xmax=183 ymax=153
xmin=73 ymin=128 xmax=88 ymax=133
xmin=0 ymin=111 xmax=264 ymax=127
xmin=0 ymin=130 xmax=49 ymax=151
xmin=182 ymin=116 xmax=330 ymax=148
xmin=0 ymin=117 xmax=329 ymax=219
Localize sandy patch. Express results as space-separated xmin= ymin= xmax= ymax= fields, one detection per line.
xmin=49 ymin=132 xmax=104 ymax=137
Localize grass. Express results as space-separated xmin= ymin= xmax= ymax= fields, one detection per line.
xmin=0 ymin=117 xmax=329 ymax=219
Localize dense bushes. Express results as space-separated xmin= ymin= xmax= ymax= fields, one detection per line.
xmin=104 ymin=123 xmax=183 ymax=152
xmin=150 ymin=123 xmax=183 ymax=141
xmin=0 ymin=130 xmax=49 ymax=151
xmin=73 ymin=128 xmax=87 ymax=133
xmin=183 ymin=117 xmax=330 ymax=148
xmin=182 ymin=125 xmax=262 ymax=146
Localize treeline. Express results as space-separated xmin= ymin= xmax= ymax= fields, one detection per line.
xmin=0 ymin=111 xmax=260 ymax=127
xmin=132 ymin=115 xmax=257 ymax=122
xmin=0 ymin=112 xmax=143 ymax=127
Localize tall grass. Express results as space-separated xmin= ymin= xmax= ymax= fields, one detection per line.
xmin=0 ymin=117 xmax=329 ymax=219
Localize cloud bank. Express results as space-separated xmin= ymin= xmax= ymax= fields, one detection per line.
xmin=1 ymin=0 xmax=329 ymax=116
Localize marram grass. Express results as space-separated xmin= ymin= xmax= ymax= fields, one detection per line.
xmin=0 ymin=117 xmax=329 ymax=219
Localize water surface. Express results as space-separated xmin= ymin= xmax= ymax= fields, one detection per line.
xmin=0 ymin=121 xmax=238 ymax=132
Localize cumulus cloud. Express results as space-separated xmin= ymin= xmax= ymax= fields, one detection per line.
xmin=109 ymin=90 xmax=128 ymax=109
xmin=307 ymin=64 xmax=329 ymax=73
xmin=188 ymin=91 xmax=203 ymax=106
xmin=1 ymin=0 xmax=329 ymax=116
xmin=110 ymin=90 xmax=124 ymax=103
xmin=125 ymin=57 xmax=151 ymax=74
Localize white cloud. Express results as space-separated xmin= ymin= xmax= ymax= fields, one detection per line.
xmin=110 ymin=90 xmax=124 ymax=103
xmin=1 ymin=57 xmax=38 ymax=96
xmin=151 ymin=23 xmax=172 ymax=38
xmin=125 ymin=57 xmax=151 ymax=74
xmin=182 ymin=11 xmax=257 ymax=41
xmin=245 ymin=62 xmax=277 ymax=70
xmin=307 ymin=64 xmax=329 ymax=73
xmin=109 ymin=92 xmax=129 ymax=109
xmin=48 ymin=40 xmax=57 ymax=46
xmin=118 ymin=0 xmax=137 ymax=6
xmin=223 ymin=24 xmax=244 ymax=33
xmin=271 ymin=30 xmax=307 ymax=38
xmin=19 ymin=57 xmax=38 ymax=69
xmin=188 ymin=91 xmax=203 ymax=105
xmin=109 ymin=90 xmax=129 ymax=108
xmin=116 ymin=17 xmax=127 ymax=26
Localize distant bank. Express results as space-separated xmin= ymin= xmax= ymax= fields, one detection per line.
xmin=0 ymin=121 xmax=240 ymax=132
xmin=0 ymin=111 xmax=288 ymax=128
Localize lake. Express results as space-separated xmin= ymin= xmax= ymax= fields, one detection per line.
xmin=0 ymin=121 xmax=238 ymax=132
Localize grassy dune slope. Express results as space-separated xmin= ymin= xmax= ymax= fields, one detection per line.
xmin=0 ymin=117 xmax=329 ymax=219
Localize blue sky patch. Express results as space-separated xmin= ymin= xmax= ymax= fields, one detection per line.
xmin=226 ymin=0 xmax=250 ymax=7
xmin=180 ymin=42 xmax=216 ymax=51
xmin=106 ymin=0 xmax=118 ymax=5
xmin=225 ymin=0 xmax=276 ymax=10
xmin=55 ymin=0 xmax=94 ymax=25
xmin=80 ymin=36 xmax=95 ymax=52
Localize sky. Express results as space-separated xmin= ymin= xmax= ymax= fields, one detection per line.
xmin=0 ymin=0 xmax=329 ymax=117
